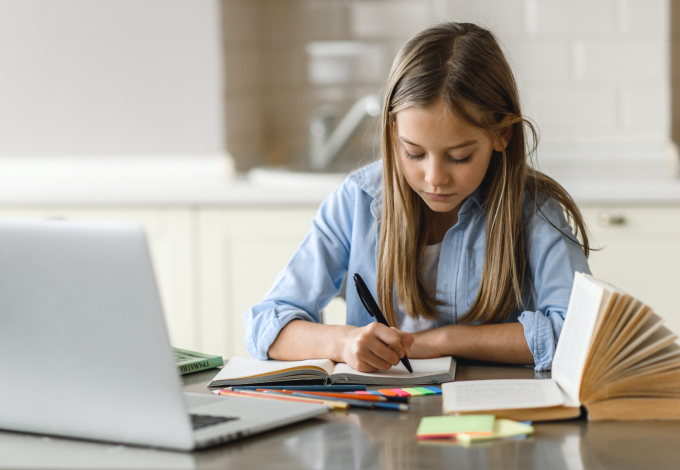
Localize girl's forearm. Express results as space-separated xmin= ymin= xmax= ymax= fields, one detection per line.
xmin=267 ymin=320 xmax=353 ymax=362
xmin=411 ymin=322 xmax=534 ymax=365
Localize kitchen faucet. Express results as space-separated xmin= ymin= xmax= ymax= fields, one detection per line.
xmin=308 ymin=94 xmax=381 ymax=172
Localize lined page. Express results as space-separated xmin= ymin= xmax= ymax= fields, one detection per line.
xmin=442 ymin=379 xmax=566 ymax=413
xmin=332 ymin=357 xmax=453 ymax=379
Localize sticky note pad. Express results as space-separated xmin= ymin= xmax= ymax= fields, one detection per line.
xmin=413 ymin=387 xmax=434 ymax=395
xmin=389 ymin=388 xmax=411 ymax=397
xmin=402 ymin=388 xmax=423 ymax=396
xmin=353 ymin=391 xmax=371 ymax=395
xmin=456 ymin=419 xmax=534 ymax=445
xmin=425 ymin=386 xmax=442 ymax=395
xmin=367 ymin=391 xmax=383 ymax=396
xmin=416 ymin=415 xmax=495 ymax=439
xmin=377 ymin=389 xmax=398 ymax=396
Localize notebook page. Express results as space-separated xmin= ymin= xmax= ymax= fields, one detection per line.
xmin=442 ymin=379 xmax=566 ymax=413
xmin=211 ymin=357 xmax=336 ymax=382
xmin=552 ymin=273 xmax=607 ymax=405
xmin=331 ymin=357 xmax=452 ymax=380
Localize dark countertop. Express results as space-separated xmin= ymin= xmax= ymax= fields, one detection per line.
xmin=2 ymin=361 xmax=679 ymax=469
xmin=184 ymin=360 xmax=680 ymax=470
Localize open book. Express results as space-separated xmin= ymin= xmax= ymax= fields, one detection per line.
xmin=443 ymin=273 xmax=680 ymax=421
xmin=208 ymin=356 xmax=455 ymax=387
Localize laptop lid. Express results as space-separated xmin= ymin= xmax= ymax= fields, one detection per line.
xmin=0 ymin=219 xmax=194 ymax=450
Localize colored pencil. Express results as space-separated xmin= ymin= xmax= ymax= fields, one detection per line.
xmin=257 ymin=389 xmax=409 ymax=403
xmin=217 ymin=389 xmax=347 ymax=410
xmin=287 ymin=391 xmax=410 ymax=411
xmin=343 ymin=392 xmax=410 ymax=403
xmin=229 ymin=385 xmax=366 ymax=392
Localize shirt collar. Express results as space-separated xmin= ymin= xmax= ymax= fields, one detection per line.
xmin=459 ymin=185 xmax=487 ymax=216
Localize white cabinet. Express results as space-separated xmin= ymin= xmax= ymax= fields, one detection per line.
xmin=0 ymin=207 xmax=197 ymax=350
xmin=580 ymin=205 xmax=680 ymax=335
xmin=197 ymin=208 xmax=318 ymax=358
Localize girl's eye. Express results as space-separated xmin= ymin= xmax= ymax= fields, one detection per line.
xmin=452 ymin=155 xmax=472 ymax=165
xmin=405 ymin=150 xmax=425 ymax=160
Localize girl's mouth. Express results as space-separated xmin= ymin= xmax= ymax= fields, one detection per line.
xmin=425 ymin=192 xmax=455 ymax=202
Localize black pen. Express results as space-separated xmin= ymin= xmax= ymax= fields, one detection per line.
xmin=353 ymin=273 xmax=413 ymax=373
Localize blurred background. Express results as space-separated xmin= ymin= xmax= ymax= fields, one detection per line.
xmin=0 ymin=0 xmax=678 ymax=358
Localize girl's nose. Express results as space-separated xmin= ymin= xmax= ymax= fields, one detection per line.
xmin=424 ymin=159 xmax=450 ymax=188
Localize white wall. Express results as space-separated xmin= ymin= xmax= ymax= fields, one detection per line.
xmin=0 ymin=0 xmax=225 ymax=156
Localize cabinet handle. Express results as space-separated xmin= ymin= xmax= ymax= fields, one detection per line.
xmin=598 ymin=213 xmax=626 ymax=226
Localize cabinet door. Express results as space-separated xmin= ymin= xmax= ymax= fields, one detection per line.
xmin=198 ymin=208 xmax=318 ymax=358
xmin=581 ymin=206 xmax=680 ymax=335
xmin=0 ymin=207 xmax=196 ymax=350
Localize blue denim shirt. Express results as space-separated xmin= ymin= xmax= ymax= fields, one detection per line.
xmin=244 ymin=161 xmax=591 ymax=370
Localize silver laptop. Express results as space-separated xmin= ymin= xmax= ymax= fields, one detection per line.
xmin=0 ymin=219 xmax=327 ymax=451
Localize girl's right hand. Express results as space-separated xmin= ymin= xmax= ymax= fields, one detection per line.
xmin=340 ymin=323 xmax=414 ymax=372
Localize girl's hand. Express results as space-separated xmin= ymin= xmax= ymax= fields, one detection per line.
xmin=341 ymin=323 xmax=414 ymax=372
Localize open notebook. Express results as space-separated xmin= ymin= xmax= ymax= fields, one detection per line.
xmin=442 ymin=273 xmax=680 ymax=421
xmin=208 ymin=356 xmax=456 ymax=387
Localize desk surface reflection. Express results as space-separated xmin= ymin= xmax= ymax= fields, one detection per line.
xmin=4 ymin=361 xmax=680 ymax=470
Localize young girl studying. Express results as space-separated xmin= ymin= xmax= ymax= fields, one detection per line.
xmin=244 ymin=22 xmax=591 ymax=373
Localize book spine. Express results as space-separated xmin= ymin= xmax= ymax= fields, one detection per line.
xmin=178 ymin=356 xmax=223 ymax=375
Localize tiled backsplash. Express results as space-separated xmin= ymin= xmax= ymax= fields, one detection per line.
xmin=222 ymin=0 xmax=673 ymax=171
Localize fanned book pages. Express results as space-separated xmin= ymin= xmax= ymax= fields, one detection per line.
xmin=208 ymin=356 xmax=456 ymax=387
xmin=443 ymin=273 xmax=680 ymax=421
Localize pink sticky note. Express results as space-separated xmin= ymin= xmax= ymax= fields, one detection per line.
xmin=389 ymin=388 xmax=411 ymax=397
xmin=353 ymin=391 xmax=371 ymax=395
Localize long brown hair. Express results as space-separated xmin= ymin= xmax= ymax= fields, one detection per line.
xmin=377 ymin=22 xmax=589 ymax=326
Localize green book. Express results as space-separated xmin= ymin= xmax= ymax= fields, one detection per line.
xmin=174 ymin=347 xmax=223 ymax=375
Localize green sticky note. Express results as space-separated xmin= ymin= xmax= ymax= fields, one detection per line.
xmin=416 ymin=415 xmax=495 ymax=439
xmin=402 ymin=388 xmax=423 ymax=396
xmin=413 ymin=387 xmax=434 ymax=395
xmin=456 ymin=419 xmax=534 ymax=445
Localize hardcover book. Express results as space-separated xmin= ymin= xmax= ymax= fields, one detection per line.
xmin=442 ymin=273 xmax=680 ymax=421
xmin=174 ymin=348 xmax=223 ymax=375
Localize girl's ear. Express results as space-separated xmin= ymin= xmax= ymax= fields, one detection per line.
xmin=493 ymin=119 xmax=513 ymax=152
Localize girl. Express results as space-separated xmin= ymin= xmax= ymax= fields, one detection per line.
xmin=244 ymin=22 xmax=590 ymax=372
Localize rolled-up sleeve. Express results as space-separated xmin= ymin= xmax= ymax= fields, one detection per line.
xmin=244 ymin=180 xmax=355 ymax=360
xmin=518 ymin=198 xmax=591 ymax=371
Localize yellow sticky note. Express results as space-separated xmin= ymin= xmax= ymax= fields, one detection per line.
xmin=457 ymin=419 xmax=534 ymax=445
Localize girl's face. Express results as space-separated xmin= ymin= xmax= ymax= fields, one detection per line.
xmin=394 ymin=100 xmax=509 ymax=214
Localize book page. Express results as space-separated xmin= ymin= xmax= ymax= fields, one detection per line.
xmin=210 ymin=357 xmax=336 ymax=382
xmin=609 ymin=319 xmax=677 ymax=370
xmin=442 ymin=379 xmax=566 ymax=413
xmin=331 ymin=357 xmax=452 ymax=380
xmin=552 ymin=273 xmax=607 ymax=405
